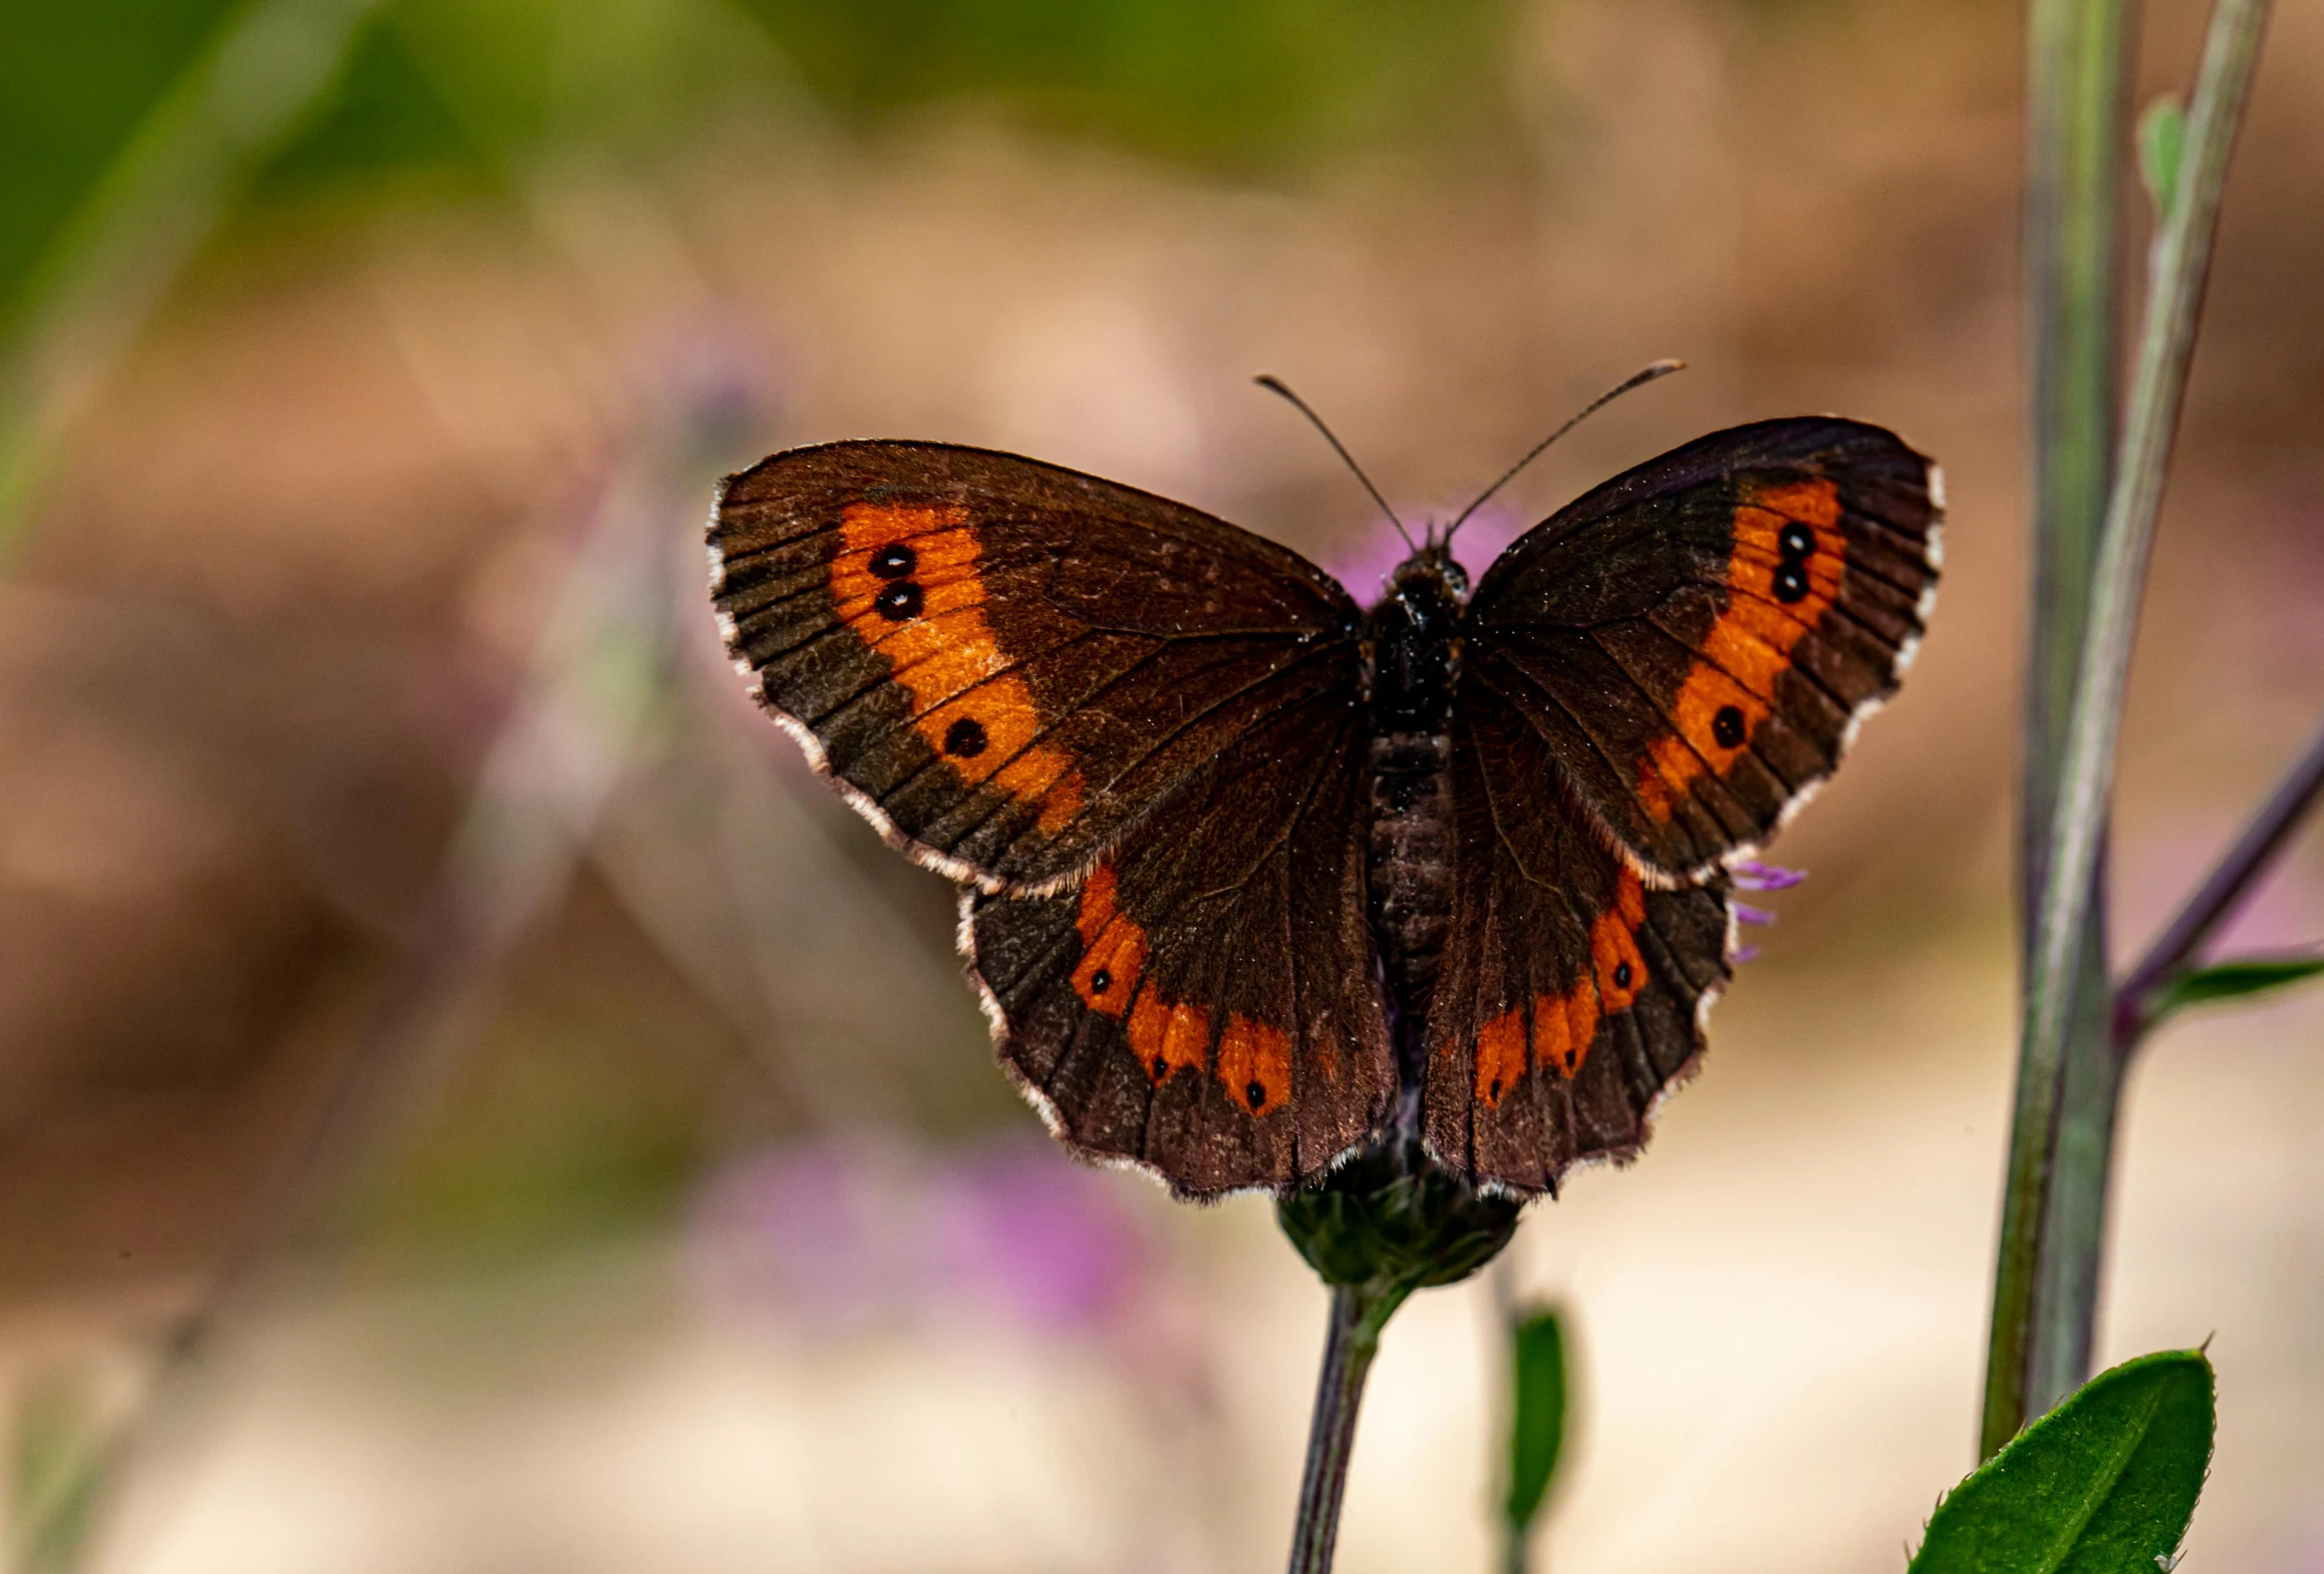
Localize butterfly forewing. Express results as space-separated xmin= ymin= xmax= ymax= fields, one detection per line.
xmin=711 ymin=441 xmax=1362 ymax=893
xmin=1463 ymin=418 xmax=1940 ymax=879
xmin=714 ymin=439 xmax=1386 ymax=1197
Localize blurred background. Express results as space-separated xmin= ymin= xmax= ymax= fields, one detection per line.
xmin=0 ymin=0 xmax=2319 ymax=1569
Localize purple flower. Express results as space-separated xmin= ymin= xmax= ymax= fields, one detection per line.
xmin=1732 ymin=858 xmax=1807 ymax=892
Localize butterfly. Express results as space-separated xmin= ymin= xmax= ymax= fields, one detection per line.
xmin=708 ymin=396 xmax=1939 ymax=1199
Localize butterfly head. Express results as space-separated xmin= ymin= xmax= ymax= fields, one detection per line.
xmin=1384 ymin=532 xmax=1470 ymax=605
xmin=1366 ymin=536 xmax=1467 ymax=733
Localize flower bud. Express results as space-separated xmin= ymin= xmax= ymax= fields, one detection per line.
xmin=1277 ymin=1136 xmax=1522 ymax=1300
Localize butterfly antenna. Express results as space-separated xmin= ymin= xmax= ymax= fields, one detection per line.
xmin=1445 ymin=359 xmax=1686 ymax=540
xmin=1255 ymin=375 xmax=1416 ymax=552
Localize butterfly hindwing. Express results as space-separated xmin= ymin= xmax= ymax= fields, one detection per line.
xmin=1464 ymin=418 xmax=1940 ymax=878
xmin=967 ymin=685 xmax=1391 ymax=1197
xmin=711 ymin=441 xmax=1362 ymax=892
xmin=1423 ymin=699 xmax=1733 ymax=1193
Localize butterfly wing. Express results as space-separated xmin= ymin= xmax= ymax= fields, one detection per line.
xmin=1462 ymin=418 xmax=1940 ymax=878
xmin=1421 ymin=699 xmax=1733 ymax=1193
xmin=714 ymin=440 xmax=1388 ymax=1194
xmin=711 ymin=441 xmax=1363 ymax=892
xmin=966 ymin=672 xmax=1390 ymax=1197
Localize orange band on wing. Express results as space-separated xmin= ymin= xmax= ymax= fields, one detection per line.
xmin=1470 ymin=869 xmax=1649 ymax=1104
xmin=832 ymin=502 xmax=1083 ymax=832
xmin=1217 ymin=1016 xmax=1293 ymax=1115
xmin=1130 ymin=993 xmax=1211 ymax=1084
xmin=1639 ymin=477 xmax=1845 ymax=822
xmin=1072 ymin=862 xmax=1293 ymax=1116
xmin=1071 ymin=863 xmax=1150 ymax=1016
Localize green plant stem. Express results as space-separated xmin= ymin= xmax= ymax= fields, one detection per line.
xmin=1986 ymin=0 xmax=2275 ymax=1459
xmin=2024 ymin=918 xmax=2122 ymax=1431
xmin=1288 ymin=1283 xmax=1405 ymax=1574
xmin=1988 ymin=0 xmax=2137 ymax=1461
xmin=2021 ymin=0 xmax=2133 ymax=854
xmin=2116 ymin=720 xmax=2324 ymax=1041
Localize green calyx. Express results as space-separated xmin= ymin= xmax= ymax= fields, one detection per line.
xmin=1277 ymin=1137 xmax=1524 ymax=1309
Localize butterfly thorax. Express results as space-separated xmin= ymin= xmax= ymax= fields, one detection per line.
xmin=1363 ymin=547 xmax=1469 ymax=1065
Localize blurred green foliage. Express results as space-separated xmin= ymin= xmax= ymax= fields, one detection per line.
xmin=2 ymin=0 xmax=1521 ymax=326
xmin=1 ymin=0 xmax=1523 ymax=536
xmin=8 ymin=1372 xmax=106 ymax=1574
xmin=734 ymin=0 xmax=1519 ymax=169
xmin=252 ymin=15 xmax=493 ymax=202
xmin=0 ymin=0 xmax=238 ymax=338
xmin=1503 ymin=1307 xmax=1569 ymax=1544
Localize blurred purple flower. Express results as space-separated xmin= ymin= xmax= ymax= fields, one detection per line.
xmin=687 ymin=1138 xmax=921 ymax=1331
xmin=1322 ymin=503 xmax=1526 ymax=605
xmin=685 ymin=1134 xmax=1149 ymax=1339
xmin=928 ymin=1142 xmax=1144 ymax=1333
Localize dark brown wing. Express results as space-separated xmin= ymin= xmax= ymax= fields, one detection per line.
xmin=965 ymin=682 xmax=1390 ymax=1198
xmin=710 ymin=441 xmax=1362 ymax=892
xmin=1462 ymin=418 xmax=1940 ymax=879
xmin=1422 ymin=699 xmax=1732 ymax=1194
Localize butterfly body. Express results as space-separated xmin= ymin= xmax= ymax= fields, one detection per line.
xmin=1361 ymin=546 xmax=1470 ymax=1067
xmin=711 ymin=418 xmax=1940 ymax=1198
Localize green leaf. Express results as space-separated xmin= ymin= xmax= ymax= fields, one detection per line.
xmin=2150 ymin=953 xmax=2324 ymax=1027
xmin=1911 ymin=1349 xmax=2212 ymax=1574
xmin=2138 ymin=94 xmax=2186 ymax=220
xmin=1503 ymin=1308 xmax=1569 ymax=1534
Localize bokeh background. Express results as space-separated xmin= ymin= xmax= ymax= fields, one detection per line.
xmin=1 ymin=1 xmax=2320 ymax=1570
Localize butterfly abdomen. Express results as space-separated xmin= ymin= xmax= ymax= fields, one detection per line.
xmin=1363 ymin=551 xmax=1468 ymax=1056
xmin=1366 ymin=731 xmax=1454 ymax=1028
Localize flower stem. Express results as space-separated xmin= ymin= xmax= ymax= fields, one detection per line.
xmin=1988 ymin=0 xmax=2136 ymax=1458
xmin=1985 ymin=0 xmax=2275 ymax=1458
xmin=1287 ymin=1283 xmax=1405 ymax=1574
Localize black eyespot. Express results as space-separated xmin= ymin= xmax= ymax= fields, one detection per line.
xmin=1488 ymin=1079 xmax=1503 ymax=1101
xmin=1089 ymin=968 xmax=1111 ymax=995
xmin=1779 ymin=522 xmax=1817 ymax=559
xmin=874 ymin=580 xmax=924 ymax=620
xmin=869 ymin=542 xmax=917 ymax=579
xmin=1246 ymin=1081 xmax=1267 ymax=1109
xmin=1151 ymin=1056 xmax=1169 ymax=1080
xmin=943 ymin=716 xmax=989 ymax=758
xmin=1772 ymin=563 xmax=1809 ymax=603
xmin=1712 ymin=704 xmax=1747 ymax=749
xmin=1614 ymin=961 xmax=1634 ymax=990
